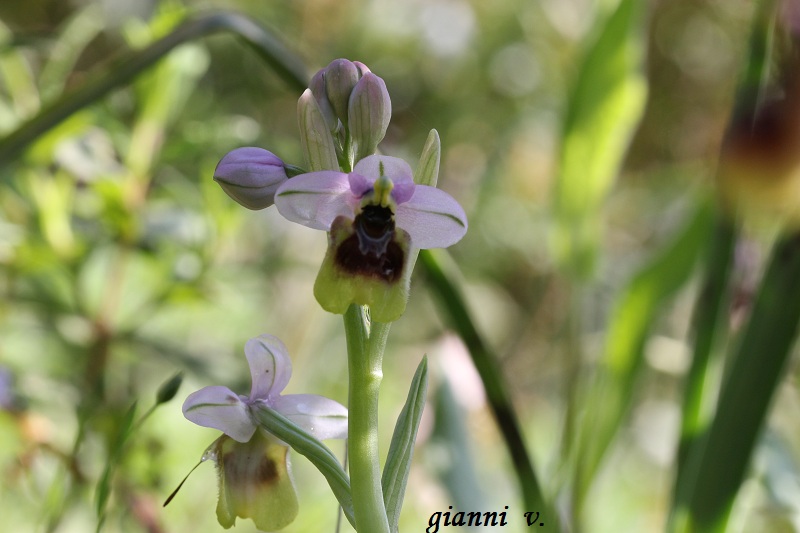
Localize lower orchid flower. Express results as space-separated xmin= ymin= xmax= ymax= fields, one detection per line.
xmin=182 ymin=334 xmax=347 ymax=530
xmin=274 ymin=154 xmax=467 ymax=322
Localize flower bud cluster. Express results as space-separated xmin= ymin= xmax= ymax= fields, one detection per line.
xmin=215 ymin=59 xmax=393 ymax=207
xmin=306 ymin=58 xmax=392 ymax=166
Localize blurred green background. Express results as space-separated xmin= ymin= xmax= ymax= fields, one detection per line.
xmin=2 ymin=0 xmax=798 ymax=532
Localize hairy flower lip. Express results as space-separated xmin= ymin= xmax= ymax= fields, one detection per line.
xmin=213 ymin=431 xmax=299 ymax=531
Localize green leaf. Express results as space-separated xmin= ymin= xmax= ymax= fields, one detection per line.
xmin=670 ymin=3 xmax=781 ymax=529
xmin=677 ymin=232 xmax=800 ymax=532
xmin=553 ymin=0 xmax=647 ymax=279
xmin=250 ymin=404 xmax=356 ymax=529
xmin=95 ymin=402 xmax=138 ymax=531
xmin=670 ymin=219 xmax=735 ymax=507
xmin=382 ymin=356 xmax=428 ymax=533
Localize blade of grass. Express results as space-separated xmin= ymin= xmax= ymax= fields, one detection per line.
xmin=675 ymin=232 xmax=800 ymax=532
xmin=0 ymin=11 xmax=308 ymax=170
xmin=552 ymin=0 xmax=647 ymax=279
xmin=670 ymin=1 xmax=778 ymax=527
xmin=670 ymin=218 xmax=735 ymax=506
xmin=382 ymin=356 xmax=428 ymax=533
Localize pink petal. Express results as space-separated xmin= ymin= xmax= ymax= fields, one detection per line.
xmin=392 ymin=179 xmax=416 ymax=205
xmin=353 ymin=155 xmax=415 ymax=203
xmin=270 ymin=394 xmax=348 ymax=440
xmin=246 ymin=335 xmax=293 ymax=400
xmin=395 ymin=185 xmax=468 ymax=249
xmin=348 ymin=172 xmax=372 ymax=197
xmin=182 ymin=386 xmax=255 ymax=443
xmin=274 ymin=171 xmax=355 ymax=230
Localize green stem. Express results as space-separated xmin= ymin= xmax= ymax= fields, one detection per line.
xmin=343 ymin=304 xmax=390 ymax=533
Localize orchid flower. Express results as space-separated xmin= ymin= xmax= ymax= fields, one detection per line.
xmin=182 ymin=334 xmax=347 ymax=530
xmin=274 ymin=154 xmax=467 ymax=322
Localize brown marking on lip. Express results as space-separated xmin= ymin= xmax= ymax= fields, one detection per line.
xmin=334 ymin=206 xmax=405 ymax=283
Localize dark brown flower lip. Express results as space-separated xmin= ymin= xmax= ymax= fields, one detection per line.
xmin=333 ymin=214 xmax=405 ymax=284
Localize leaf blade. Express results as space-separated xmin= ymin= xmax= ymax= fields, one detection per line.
xmin=381 ymin=356 xmax=428 ymax=533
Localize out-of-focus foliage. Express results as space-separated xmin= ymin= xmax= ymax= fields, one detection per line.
xmin=2 ymin=0 xmax=800 ymax=532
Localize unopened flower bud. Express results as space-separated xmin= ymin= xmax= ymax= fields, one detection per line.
xmin=308 ymin=59 xmax=375 ymax=133
xmin=298 ymin=90 xmax=340 ymax=171
xmin=349 ymin=72 xmax=392 ymax=163
xmin=213 ymin=148 xmax=289 ymax=210
xmin=156 ymin=372 xmax=183 ymax=405
xmin=324 ymin=59 xmax=362 ymax=128
xmin=309 ymin=70 xmax=338 ymax=133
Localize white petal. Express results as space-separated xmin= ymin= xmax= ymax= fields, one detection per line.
xmin=274 ymin=171 xmax=355 ymax=230
xmin=182 ymin=386 xmax=255 ymax=443
xmin=395 ymin=185 xmax=468 ymax=249
xmin=271 ymin=394 xmax=348 ymax=440
xmin=246 ymin=335 xmax=293 ymax=400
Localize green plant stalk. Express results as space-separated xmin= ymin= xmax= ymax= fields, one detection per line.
xmin=678 ymin=233 xmax=800 ymax=531
xmin=0 ymin=11 xmax=308 ymax=170
xmin=343 ymin=304 xmax=391 ymax=533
